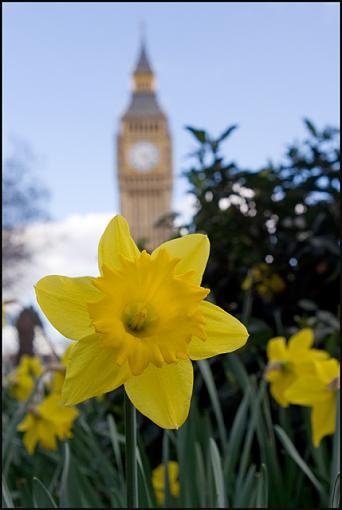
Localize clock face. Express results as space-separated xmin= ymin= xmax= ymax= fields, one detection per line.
xmin=128 ymin=141 xmax=160 ymax=172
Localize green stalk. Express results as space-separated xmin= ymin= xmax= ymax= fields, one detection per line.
xmin=124 ymin=393 xmax=138 ymax=508
xmin=163 ymin=431 xmax=171 ymax=508
xmin=330 ymin=389 xmax=340 ymax=484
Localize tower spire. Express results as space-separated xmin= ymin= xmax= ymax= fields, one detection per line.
xmin=134 ymin=22 xmax=153 ymax=74
xmin=140 ymin=20 xmax=146 ymax=47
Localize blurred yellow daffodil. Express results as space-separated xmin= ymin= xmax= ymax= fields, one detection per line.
xmin=50 ymin=344 xmax=75 ymax=395
xmin=285 ymin=358 xmax=340 ymax=447
xmin=35 ymin=215 xmax=248 ymax=429
xmin=152 ymin=461 xmax=180 ymax=505
xmin=264 ymin=329 xmax=328 ymax=407
xmin=8 ymin=355 xmax=43 ymax=401
xmin=17 ymin=393 xmax=79 ymax=454
xmin=242 ymin=262 xmax=285 ymax=299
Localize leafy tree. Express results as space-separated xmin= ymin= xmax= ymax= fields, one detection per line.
xmin=179 ymin=120 xmax=340 ymax=335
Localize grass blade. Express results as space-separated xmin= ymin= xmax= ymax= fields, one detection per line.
xmin=275 ymin=425 xmax=325 ymax=497
xmin=2 ymin=475 xmax=14 ymax=508
xmin=32 ymin=477 xmax=57 ymax=508
xmin=255 ymin=464 xmax=268 ymax=508
xmin=331 ymin=390 xmax=340 ymax=484
xmin=233 ymin=464 xmax=256 ymax=507
xmin=195 ymin=442 xmax=207 ymax=508
xmin=330 ymin=472 xmax=340 ymax=509
xmin=198 ymin=360 xmax=226 ymax=449
xmin=224 ymin=388 xmax=250 ymax=479
xmin=107 ymin=414 xmax=124 ymax=480
xmin=223 ymin=352 xmax=250 ymax=392
xmin=209 ymin=438 xmax=226 ymax=508
xmin=162 ymin=431 xmax=171 ymax=508
xmin=136 ymin=447 xmax=154 ymax=508
xmin=59 ymin=442 xmax=71 ymax=507
xmin=237 ymin=379 xmax=266 ymax=486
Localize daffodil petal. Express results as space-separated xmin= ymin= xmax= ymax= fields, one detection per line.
xmin=188 ymin=301 xmax=248 ymax=360
xmin=311 ymin=397 xmax=336 ymax=447
xmin=62 ymin=334 xmax=130 ymax=405
xmin=17 ymin=414 xmax=35 ymax=432
xmin=23 ymin=427 xmax=39 ymax=455
xmin=124 ymin=360 xmax=193 ymax=429
xmin=37 ymin=420 xmax=58 ymax=450
xmin=269 ymin=372 xmax=295 ymax=407
xmin=315 ymin=359 xmax=340 ymax=385
xmin=267 ymin=337 xmax=287 ymax=361
xmin=98 ymin=215 xmax=140 ymax=273
xmin=288 ymin=328 xmax=314 ymax=352
xmin=152 ymin=234 xmax=210 ymax=285
xmin=35 ymin=275 xmax=99 ymax=340
xmin=284 ymin=375 xmax=326 ymax=406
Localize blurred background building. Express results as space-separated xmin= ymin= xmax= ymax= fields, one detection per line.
xmin=117 ymin=36 xmax=173 ymax=249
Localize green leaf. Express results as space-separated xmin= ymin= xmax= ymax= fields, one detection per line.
xmin=136 ymin=446 xmax=154 ymax=508
xmin=195 ymin=442 xmax=206 ymax=508
xmin=224 ymin=388 xmax=250 ymax=480
xmin=233 ymin=464 xmax=256 ymax=507
xmin=197 ymin=360 xmax=226 ymax=449
xmin=162 ymin=431 xmax=171 ymax=508
xmin=2 ymin=475 xmax=14 ymax=508
xmin=216 ymin=124 xmax=238 ymax=144
xmin=274 ymin=425 xmax=325 ymax=496
xmin=237 ymin=379 xmax=266 ymax=486
xmin=304 ymin=117 xmax=318 ymax=137
xmin=209 ymin=438 xmax=226 ymax=508
xmin=331 ymin=390 xmax=340 ymax=483
xmin=185 ymin=126 xmax=207 ymax=144
xmin=3 ymin=381 xmax=39 ymax=475
xmin=107 ymin=414 xmax=124 ymax=480
xmin=255 ymin=464 xmax=268 ymax=508
xmin=330 ymin=472 xmax=340 ymax=509
xmin=223 ymin=352 xmax=250 ymax=392
xmin=32 ymin=477 xmax=57 ymax=508
xmin=59 ymin=442 xmax=70 ymax=508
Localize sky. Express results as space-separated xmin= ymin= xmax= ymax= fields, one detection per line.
xmin=3 ymin=2 xmax=340 ymax=220
xmin=2 ymin=2 xmax=340 ymax=350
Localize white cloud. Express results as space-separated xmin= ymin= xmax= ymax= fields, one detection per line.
xmin=3 ymin=212 xmax=115 ymax=352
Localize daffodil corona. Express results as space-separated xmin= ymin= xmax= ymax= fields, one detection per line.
xmin=35 ymin=215 xmax=248 ymax=429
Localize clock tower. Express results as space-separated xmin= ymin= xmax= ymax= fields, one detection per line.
xmin=117 ymin=37 xmax=173 ymax=249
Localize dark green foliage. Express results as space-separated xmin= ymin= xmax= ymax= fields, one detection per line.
xmin=180 ymin=120 xmax=340 ymax=336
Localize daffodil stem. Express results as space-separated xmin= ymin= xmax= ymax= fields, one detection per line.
xmin=162 ymin=431 xmax=171 ymax=508
xmin=124 ymin=393 xmax=138 ymax=508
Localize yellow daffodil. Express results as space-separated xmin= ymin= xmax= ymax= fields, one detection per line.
xmin=285 ymin=358 xmax=340 ymax=447
xmin=8 ymin=355 xmax=43 ymax=401
xmin=264 ymin=329 xmax=328 ymax=407
xmin=50 ymin=344 xmax=75 ymax=394
xmin=35 ymin=215 xmax=248 ymax=429
xmin=242 ymin=263 xmax=285 ymax=299
xmin=17 ymin=393 xmax=79 ymax=454
xmin=152 ymin=461 xmax=180 ymax=505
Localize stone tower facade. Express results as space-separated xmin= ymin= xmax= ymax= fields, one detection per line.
xmin=117 ymin=39 xmax=173 ymax=250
